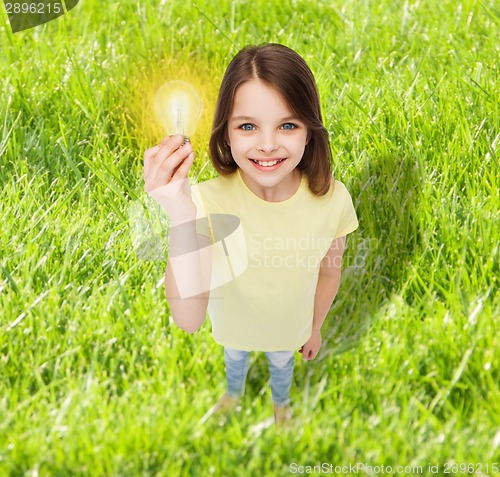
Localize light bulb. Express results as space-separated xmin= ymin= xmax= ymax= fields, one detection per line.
xmin=154 ymin=80 xmax=202 ymax=143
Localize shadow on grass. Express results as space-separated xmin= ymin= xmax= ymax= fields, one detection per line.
xmin=321 ymin=150 xmax=426 ymax=356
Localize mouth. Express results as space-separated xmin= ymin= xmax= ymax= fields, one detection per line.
xmin=249 ymin=158 xmax=286 ymax=168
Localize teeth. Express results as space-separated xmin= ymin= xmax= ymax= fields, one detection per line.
xmin=253 ymin=159 xmax=282 ymax=167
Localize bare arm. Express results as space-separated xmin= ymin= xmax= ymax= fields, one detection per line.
xmin=300 ymin=236 xmax=346 ymax=360
xmin=312 ymin=235 xmax=345 ymax=332
xmin=164 ymin=222 xmax=211 ymax=333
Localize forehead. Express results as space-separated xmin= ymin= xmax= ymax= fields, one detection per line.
xmin=230 ymin=79 xmax=292 ymax=116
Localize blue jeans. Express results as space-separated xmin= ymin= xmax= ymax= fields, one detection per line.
xmin=224 ymin=347 xmax=295 ymax=407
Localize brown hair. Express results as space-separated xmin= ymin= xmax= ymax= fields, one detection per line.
xmin=209 ymin=43 xmax=332 ymax=196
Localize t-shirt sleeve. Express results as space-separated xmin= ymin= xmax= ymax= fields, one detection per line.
xmin=334 ymin=181 xmax=359 ymax=238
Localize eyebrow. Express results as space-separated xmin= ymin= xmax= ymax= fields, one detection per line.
xmin=230 ymin=115 xmax=301 ymax=122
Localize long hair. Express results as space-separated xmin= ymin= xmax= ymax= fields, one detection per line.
xmin=209 ymin=43 xmax=332 ymax=196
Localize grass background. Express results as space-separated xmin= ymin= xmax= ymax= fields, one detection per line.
xmin=1 ymin=0 xmax=499 ymax=475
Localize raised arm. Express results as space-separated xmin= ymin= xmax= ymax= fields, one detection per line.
xmin=144 ymin=134 xmax=211 ymax=333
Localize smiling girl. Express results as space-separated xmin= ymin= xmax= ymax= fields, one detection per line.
xmin=144 ymin=44 xmax=358 ymax=426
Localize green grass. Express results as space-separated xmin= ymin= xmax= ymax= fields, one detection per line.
xmin=1 ymin=0 xmax=499 ymax=475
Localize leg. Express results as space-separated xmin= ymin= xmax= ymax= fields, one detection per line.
xmin=224 ymin=347 xmax=250 ymax=398
xmin=265 ymin=351 xmax=295 ymax=407
xmin=199 ymin=348 xmax=250 ymax=425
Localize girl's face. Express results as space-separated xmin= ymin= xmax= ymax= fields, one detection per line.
xmin=227 ymin=79 xmax=309 ymax=201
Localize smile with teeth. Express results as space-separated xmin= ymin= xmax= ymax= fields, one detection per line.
xmin=250 ymin=158 xmax=285 ymax=167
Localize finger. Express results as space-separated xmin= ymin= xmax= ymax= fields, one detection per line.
xmin=151 ymin=138 xmax=192 ymax=183
xmin=144 ymin=136 xmax=173 ymax=176
xmin=145 ymin=145 xmax=160 ymax=157
xmin=158 ymin=142 xmax=193 ymax=180
xmin=171 ymin=151 xmax=195 ymax=182
xmin=144 ymin=145 xmax=161 ymax=177
xmin=306 ymin=348 xmax=316 ymax=360
xmin=146 ymin=134 xmax=184 ymax=174
xmin=158 ymin=134 xmax=175 ymax=146
xmin=154 ymin=134 xmax=185 ymax=163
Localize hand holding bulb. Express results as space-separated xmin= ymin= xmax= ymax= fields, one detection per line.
xmin=144 ymin=81 xmax=203 ymax=222
xmin=144 ymin=134 xmax=196 ymax=224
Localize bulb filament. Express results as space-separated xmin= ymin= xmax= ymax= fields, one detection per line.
xmin=175 ymin=100 xmax=184 ymax=135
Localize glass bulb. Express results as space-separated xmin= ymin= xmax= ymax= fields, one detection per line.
xmin=154 ymin=80 xmax=202 ymax=142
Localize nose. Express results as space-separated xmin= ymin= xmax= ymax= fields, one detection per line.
xmin=257 ymin=130 xmax=278 ymax=154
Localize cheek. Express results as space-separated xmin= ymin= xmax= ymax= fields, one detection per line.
xmin=228 ymin=135 xmax=252 ymax=152
xmin=227 ymin=130 xmax=240 ymax=148
xmin=290 ymin=136 xmax=308 ymax=154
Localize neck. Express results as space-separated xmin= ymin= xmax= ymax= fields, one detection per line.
xmin=239 ymin=169 xmax=302 ymax=202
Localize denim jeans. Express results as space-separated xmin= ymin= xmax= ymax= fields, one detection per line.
xmin=224 ymin=347 xmax=295 ymax=407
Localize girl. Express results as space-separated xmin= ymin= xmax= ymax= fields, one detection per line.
xmin=143 ymin=44 xmax=358 ymax=426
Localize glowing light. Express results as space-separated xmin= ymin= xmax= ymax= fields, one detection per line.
xmin=154 ymin=80 xmax=202 ymax=143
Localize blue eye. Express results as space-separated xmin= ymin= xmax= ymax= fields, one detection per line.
xmin=240 ymin=124 xmax=255 ymax=131
xmin=281 ymin=123 xmax=297 ymax=130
